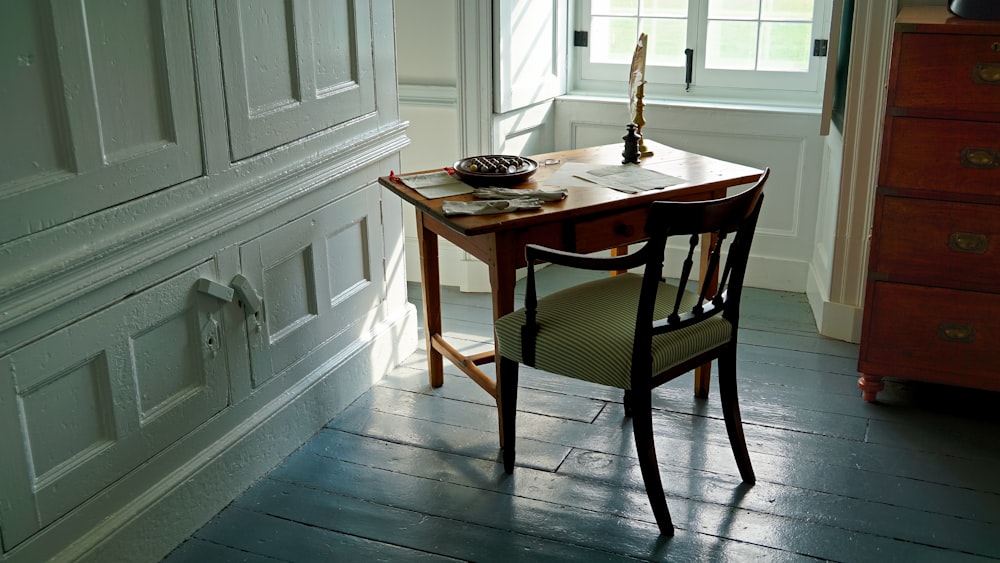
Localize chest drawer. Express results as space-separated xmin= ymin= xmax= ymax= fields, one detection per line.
xmin=893 ymin=32 xmax=1000 ymax=113
xmin=860 ymin=282 xmax=1000 ymax=387
xmin=870 ymin=196 xmax=1000 ymax=292
xmin=881 ymin=116 xmax=1000 ymax=197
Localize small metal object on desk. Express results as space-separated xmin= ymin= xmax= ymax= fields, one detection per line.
xmin=622 ymin=123 xmax=641 ymax=164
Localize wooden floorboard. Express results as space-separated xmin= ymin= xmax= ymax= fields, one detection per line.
xmin=163 ymin=266 xmax=1000 ymax=562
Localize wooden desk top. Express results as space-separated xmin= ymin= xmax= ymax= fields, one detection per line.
xmin=378 ymin=140 xmax=762 ymax=237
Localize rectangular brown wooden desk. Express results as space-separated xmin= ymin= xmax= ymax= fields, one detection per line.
xmin=378 ymin=141 xmax=762 ymax=443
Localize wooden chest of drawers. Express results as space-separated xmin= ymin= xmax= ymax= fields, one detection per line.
xmin=858 ymin=8 xmax=1000 ymax=402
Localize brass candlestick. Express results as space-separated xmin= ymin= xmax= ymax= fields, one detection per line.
xmin=628 ymin=34 xmax=654 ymax=159
xmin=634 ymin=81 xmax=648 ymax=156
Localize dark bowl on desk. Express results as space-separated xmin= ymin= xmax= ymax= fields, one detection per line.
xmin=452 ymin=155 xmax=538 ymax=186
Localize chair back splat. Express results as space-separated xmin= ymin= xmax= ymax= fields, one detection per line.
xmin=640 ymin=177 xmax=765 ymax=389
xmin=493 ymin=168 xmax=770 ymax=536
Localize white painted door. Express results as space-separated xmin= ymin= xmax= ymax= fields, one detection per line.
xmin=0 ymin=261 xmax=230 ymax=548
xmin=216 ymin=0 xmax=377 ymax=161
xmin=0 ymin=0 xmax=203 ymax=245
xmin=238 ymin=186 xmax=385 ymax=388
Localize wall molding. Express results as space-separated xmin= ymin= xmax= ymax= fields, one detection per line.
xmin=804 ymin=0 xmax=897 ymax=343
xmin=397 ymin=84 xmax=459 ymax=106
xmin=456 ymin=1 xmax=493 ymax=156
xmin=807 ymin=261 xmax=862 ymax=342
xmin=829 ymin=0 xmax=897 ymax=310
xmin=0 ymin=123 xmax=409 ymax=347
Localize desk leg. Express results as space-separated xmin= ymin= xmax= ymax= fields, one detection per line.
xmin=416 ymin=212 xmax=444 ymax=388
xmin=489 ymin=261 xmax=517 ymax=449
xmin=611 ymin=246 xmax=629 ymax=275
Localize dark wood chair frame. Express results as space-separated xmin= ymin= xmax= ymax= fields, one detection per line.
xmin=497 ymin=169 xmax=769 ymax=536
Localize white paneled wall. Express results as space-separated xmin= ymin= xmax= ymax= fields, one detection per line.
xmin=556 ymin=98 xmax=825 ymax=292
xmin=0 ymin=2 xmax=415 ymax=561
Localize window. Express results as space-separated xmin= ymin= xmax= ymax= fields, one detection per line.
xmin=575 ymin=0 xmax=833 ymax=101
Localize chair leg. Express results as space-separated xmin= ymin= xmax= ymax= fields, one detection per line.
xmin=623 ymin=390 xmax=633 ymax=417
xmin=631 ymin=392 xmax=674 ymax=536
xmin=718 ymin=345 xmax=755 ymax=483
xmin=497 ymin=356 xmax=519 ymax=474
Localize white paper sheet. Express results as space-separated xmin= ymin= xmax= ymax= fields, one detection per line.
xmin=573 ymin=164 xmax=685 ymax=194
xmin=540 ymin=162 xmax=603 ymax=188
xmin=400 ymin=170 xmax=474 ymax=199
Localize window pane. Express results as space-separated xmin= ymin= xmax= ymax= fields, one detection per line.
xmin=705 ymin=20 xmax=758 ymax=69
xmin=761 ymin=0 xmax=813 ymax=20
xmin=640 ymin=18 xmax=687 ymax=66
xmin=707 ymin=0 xmax=760 ymax=20
xmin=757 ymin=21 xmax=811 ymax=71
xmin=591 ymin=0 xmax=639 ymax=16
xmin=590 ymin=16 xmax=641 ymax=64
xmin=639 ymin=0 xmax=687 ymax=17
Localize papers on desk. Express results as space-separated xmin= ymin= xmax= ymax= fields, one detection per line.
xmin=542 ymin=162 xmax=604 ymax=189
xmin=571 ymin=164 xmax=685 ymax=194
xmin=399 ymin=170 xmax=473 ymax=199
xmin=401 ymin=162 xmax=685 ymax=199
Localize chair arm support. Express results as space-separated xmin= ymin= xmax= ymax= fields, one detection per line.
xmin=525 ymin=243 xmax=649 ymax=273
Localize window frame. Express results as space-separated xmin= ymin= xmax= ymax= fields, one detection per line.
xmin=571 ymin=0 xmax=834 ymax=104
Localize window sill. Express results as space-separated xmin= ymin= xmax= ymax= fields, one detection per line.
xmin=557 ymin=93 xmax=823 ymax=116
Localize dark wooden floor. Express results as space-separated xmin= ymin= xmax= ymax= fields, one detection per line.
xmin=163 ymin=266 xmax=1000 ymax=562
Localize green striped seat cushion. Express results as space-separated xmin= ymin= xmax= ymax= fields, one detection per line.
xmin=494 ymin=273 xmax=732 ymax=390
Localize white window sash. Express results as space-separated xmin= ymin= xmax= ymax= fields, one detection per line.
xmin=574 ymin=0 xmax=832 ymax=97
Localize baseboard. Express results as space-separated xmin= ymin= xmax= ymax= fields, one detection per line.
xmin=1 ymin=305 xmax=417 ymax=563
xmin=806 ymin=266 xmax=862 ymax=343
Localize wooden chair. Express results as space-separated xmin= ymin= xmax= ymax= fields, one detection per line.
xmin=493 ymin=169 xmax=769 ymax=536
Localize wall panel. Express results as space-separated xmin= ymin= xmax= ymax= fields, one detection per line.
xmin=0 ymin=0 xmax=202 ymax=245
xmin=218 ymin=0 xmax=376 ymax=160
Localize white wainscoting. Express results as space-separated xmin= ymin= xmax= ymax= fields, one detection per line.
xmin=556 ymin=97 xmax=826 ymax=293
xmin=398 ymin=95 xmax=490 ymax=291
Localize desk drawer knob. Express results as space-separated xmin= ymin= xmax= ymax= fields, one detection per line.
xmin=938 ymin=322 xmax=976 ymax=344
xmin=614 ymin=223 xmax=635 ymax=237
xmin=960 ymin=148 xmax=998 ymax=169
xmin=974 ymin=63 xmax=1000 ymax=84
xmin=948 ymin=232 xmax=989 ymax=254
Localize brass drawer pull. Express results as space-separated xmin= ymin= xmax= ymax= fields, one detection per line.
xmin=974 ymin=63 xmax=1000 ymax=84
xmin=959 ymin=147 xmax=998 ymax=169
xmin=937 ymin=322 xmax=976 ymax=344
xmin=948 ymin=232 xmax=989 ymax=254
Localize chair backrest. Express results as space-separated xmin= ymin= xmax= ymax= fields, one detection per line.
xmin=634 ymin=169 xmax=769 ymax=341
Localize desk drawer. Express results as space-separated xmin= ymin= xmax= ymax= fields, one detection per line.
xmin=871 ymin=196 xmax=1000 ymax=292
xmin=861 ymin=282 xmax=1000 ymax=385
xmin=573 ymin=207 xmax=648 ymax=254
xmin=881 ymin=117 xmax=1000 ymax=197
xmin=893 ymin=32 xmax=1000 ymax=113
